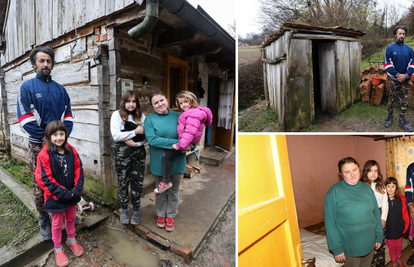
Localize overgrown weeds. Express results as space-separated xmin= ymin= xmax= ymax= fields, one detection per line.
xmin=0 ymin=181 xmax=37 ymax=248
xmin=238 ymin=104 xmax=281 ymax=132
xmin=0 ymin=156 xmax=32 ymax=188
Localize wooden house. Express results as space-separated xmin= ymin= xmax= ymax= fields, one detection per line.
xmin=0 ymin=0 xmax=235 ymax=203
xmin=262 ymin=22 xmax=364 ymax=131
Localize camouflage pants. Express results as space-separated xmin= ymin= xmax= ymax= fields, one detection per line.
xmin=388 ymin=79 xmax=410 ymax=117
xmin=371 ymin=227 xmax=386 ymax=267
xmin=114 ymin=143 xmax=146 ymax=210
xmin=29 ymin=143 xmax=46 ymax=215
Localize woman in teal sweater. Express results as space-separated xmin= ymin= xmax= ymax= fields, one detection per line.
xmin=324 ymin=157 xmax=383 ymax=267
xmin=144 ymin=92 xmax=188 ymax=232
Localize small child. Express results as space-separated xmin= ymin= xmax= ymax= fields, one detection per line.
xmin=385 ymin=177 xmax=409 ymax=267
xmin=35 ymin=120 xmax=85 ymax=267
xmin=154 ymin=91 xmax=213 ymax=193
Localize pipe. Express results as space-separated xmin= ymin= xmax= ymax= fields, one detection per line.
xmin=159 ymin=0 xmax=235 ymax=52
xmin=128 ymin=0 xmax=159 ymax=40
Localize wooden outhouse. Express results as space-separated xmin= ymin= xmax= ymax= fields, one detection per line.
xmin=262 ymin=22 xmax=365 ymax=131
xmin=0 ymin=0 xmax=235 ymax=203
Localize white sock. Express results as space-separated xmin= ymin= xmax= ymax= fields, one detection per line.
xmin=66 ymin=236 xmax=76 ymax=245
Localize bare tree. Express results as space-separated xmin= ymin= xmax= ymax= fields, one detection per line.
xmin=257 ymin=0 xmax=381 ymax=34
xmin=228 ymin=20 xmax=236 ymax=39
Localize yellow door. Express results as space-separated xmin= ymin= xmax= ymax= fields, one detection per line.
xmin=238 ymin=135 xmax=303 ymax=266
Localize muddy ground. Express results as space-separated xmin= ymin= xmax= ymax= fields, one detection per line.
xmin=25 ymin=197 xmax=235 ymax=267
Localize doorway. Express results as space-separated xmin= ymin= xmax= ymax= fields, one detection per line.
xmin=311 ymin=39 xmax=337 ymax=124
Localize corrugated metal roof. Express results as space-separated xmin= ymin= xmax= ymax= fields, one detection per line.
xmin=262 ymin=22 xmax=366 ymax=47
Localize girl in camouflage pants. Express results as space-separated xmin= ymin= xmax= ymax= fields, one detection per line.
xmin=110 ymin=91 xmax=146 ymax=225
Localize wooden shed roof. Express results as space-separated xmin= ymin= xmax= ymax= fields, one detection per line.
xmin=262 ymin=22 xmax=366 ymax=48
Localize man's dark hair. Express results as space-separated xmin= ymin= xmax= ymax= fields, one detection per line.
xmin=393 ymin=25 xmax=408 ymax=36
xmin=29 ymin=46 xmax=55 ymax=68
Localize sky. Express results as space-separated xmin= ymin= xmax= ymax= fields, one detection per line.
xmin=186 ymin=0 xmax=236 ymax=34
xmin=236 ymin=0 xmax=414 ymax=38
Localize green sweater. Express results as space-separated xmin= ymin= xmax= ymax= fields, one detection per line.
xmin=144 ymin=110 xmax=186 ymax=176
xmin=324 ymin=180 xmax=383 ymax=257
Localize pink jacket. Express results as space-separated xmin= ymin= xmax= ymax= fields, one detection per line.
xmin=175 ymin=105 xmax=213 ymax=150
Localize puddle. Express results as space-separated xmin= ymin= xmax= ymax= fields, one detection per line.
xmin=103 ymin=228 xmax=159 ymax=267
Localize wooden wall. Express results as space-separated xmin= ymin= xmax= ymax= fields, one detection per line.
xmin=1 ymin=0 xmax=136 ymax=66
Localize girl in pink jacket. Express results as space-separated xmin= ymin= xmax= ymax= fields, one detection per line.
xmin=154 ymin=91 xmax=213 ymax=193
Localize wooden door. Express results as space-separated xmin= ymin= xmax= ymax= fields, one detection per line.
xmin=238 ymin=135 xmax=303 ymax=266
xmin=318 ymin=41 xmax=337 ymax=115
xmin=214 ymin=79 xmax=235 ymax=150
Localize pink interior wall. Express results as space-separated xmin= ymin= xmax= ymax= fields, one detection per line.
xmin=286 ymin=135 xmax=386 ymax=228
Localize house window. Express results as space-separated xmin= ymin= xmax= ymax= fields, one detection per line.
xmin=163 ymin=55 xmax=188 ymax=109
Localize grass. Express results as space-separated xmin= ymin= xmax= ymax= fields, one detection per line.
xmin=0 ymin=181 xmax=37 ymax=248
xmin=362 ymin=36 xmax=414 ymax=70
xmin=337 ymin=101 xmax=386 ymax=120
xmin=238 ymin=106 xmax=281 ymax=132
xmin=0 ymin=156 xmax=32 ymax=188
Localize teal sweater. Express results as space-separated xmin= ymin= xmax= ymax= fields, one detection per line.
xmin=324 ymin=180 xmax=383 ymax=257
xmin=144 ymin=110 xmax=186 ymax=176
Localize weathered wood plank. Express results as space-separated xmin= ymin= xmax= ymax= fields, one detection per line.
xmin=64 ymin=84 xmax=99 ymax=105
xmin=74 ymin=0 xmax=87 ymax=27
xmin=106 ymin=0 xmax=115 ymax=15
xmin=292 ymin=33 xmax=359 ymax=42
xmin=52 ymin=61 xmax=90 ymax=86
xmin=28 ymin=0 xmax=36 ymax=49
xmin=336 ymin=40 xmax=351 ymax=112
xmin=72 ymin=108 xmax=99 ymax=125
xmin=70 ymin=122 xmax=99 ymax=143
xmin=286 ymin=38 xmax=314 ymax=131
xmin=115 ymin=0 xmax=125 ymax=11
xmin=318 ymin=42 xmax=336 ymax=115
xmin=349 ymin=41 xmax=361 ymax=103
xmin=20 ymin=60 xmax=34 ymax=76
xmin=54 ymin=37 xmax=87 ymax=63
xmin=90 ymin=66 xmax=98 ymax=86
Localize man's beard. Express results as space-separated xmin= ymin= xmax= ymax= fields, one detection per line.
xmin=36 ymin=67 xmax=51 ymax=76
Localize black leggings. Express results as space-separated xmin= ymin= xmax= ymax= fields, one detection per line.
xmin=162 ymin=149 xmax=182 ymax=183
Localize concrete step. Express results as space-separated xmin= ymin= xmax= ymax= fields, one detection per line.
xmin=200 ymin=146 xmax=232 ymax=166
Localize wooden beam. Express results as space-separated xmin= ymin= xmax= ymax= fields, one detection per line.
xmin=292 ymin=33 xmax=359 ymax=41
xmin=261 ymin=53 xmax=286 ymax=65
xmin=182 ymin=41 xmax=224 ymax=58
xmin=157 ymin=26 xmax=199 ymax=48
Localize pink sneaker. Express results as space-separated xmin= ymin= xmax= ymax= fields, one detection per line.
xmin=166 ymin=217 xmax=175 ymax=232
xmin=157 ymin=216 xmax=166 ymax=228
xmin=66 ymin=241 xmax=84 ymax=257
xmin=55 ymin=250 xmax=69 ymax=267
xmin=154 ymin=181 xmax=172 ymax=193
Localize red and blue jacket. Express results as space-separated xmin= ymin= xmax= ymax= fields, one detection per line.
xmin=17 ymin=74 xmax=73 ymax=145
xmin=406 ymin=162 xmax=414 ymax=206
xmin=384 ymin=40 xmax=414 ymax=82
xmin=35 ymin=143 xmax=84 ymax=213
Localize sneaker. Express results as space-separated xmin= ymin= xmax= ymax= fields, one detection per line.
xmin=66 ymin=241 xmax=84 ymax=257
xmin=157 ymin=216 xmax=166 ymax=228
xmin=399 ymin=118 xmax=413 ymax=132
xmin=154 ymin=182 xmax=173 ymax=194
xmin=166 ymin=217 xmax=175 ymax=232
xmin=131 ymin=211 xmax=140 ymax=225
xmin=385 ymin=116 xmax=393 ymax=128
xmin=397 ymin=262 xmax=405 ymax=267
xmin=39 ymin=214 xmax=52 ymax=240
xmin=407 ymin=253 xmax=414 ymax=265
xmin=55 ymin=250 xmax=69 ymax=267
xmin=120 ymin=209 xmax=129 ymax=224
